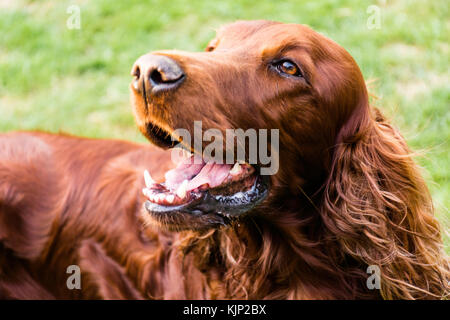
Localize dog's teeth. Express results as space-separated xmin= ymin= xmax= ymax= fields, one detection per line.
xmin=142 ymin=188 xmax=148 ymax=196
xmin=230 ymin=163 xmax=242 ymax=175
xmin=166 ymin=194 xmax=175 ymax=204
xmin=144 ymin=170 xmax=155 ymax=187
xmin=176 ymin=180 xmax=188 ymax=199
xmin=149 ymin=193 xmax=156 ymax=202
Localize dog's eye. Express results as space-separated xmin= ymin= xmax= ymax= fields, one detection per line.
xmin=274 ymin=60 xmax=302 ymax=77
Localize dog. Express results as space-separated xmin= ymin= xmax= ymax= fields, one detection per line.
xmin=0 ymin=20 xmax=448 ymax=299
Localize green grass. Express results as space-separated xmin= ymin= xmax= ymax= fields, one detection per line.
xmin=0 ymin=0 xmax=448 ymax=250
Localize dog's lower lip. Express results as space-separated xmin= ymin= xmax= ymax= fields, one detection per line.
xmin=143 ymin=175 xmax=269 ymax=219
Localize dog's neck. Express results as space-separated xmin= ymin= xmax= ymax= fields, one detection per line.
xmin=164 ymin=210 xmax=378 ymax=300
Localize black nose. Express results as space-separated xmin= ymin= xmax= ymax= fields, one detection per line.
xmin=131 ymin=54 xmax=185 ymax=95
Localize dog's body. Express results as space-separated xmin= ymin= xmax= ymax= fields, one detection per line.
xmin=0 ymin=132 xmax=169 ymax=299
xmin=0 ymin=21 xmax=448 ymax=299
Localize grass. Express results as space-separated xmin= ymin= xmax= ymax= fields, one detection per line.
xmin=0 ymin=0 xmax=448 ymax=250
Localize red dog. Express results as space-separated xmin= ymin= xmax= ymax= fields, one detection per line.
xmin=0 ymin=20 xmax=448 ymax=299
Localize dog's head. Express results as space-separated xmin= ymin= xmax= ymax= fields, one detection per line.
xmin=131 ymin=20 xmax=369 ymax=231
xmin=130 ymin=20 xmax=448 ymax=300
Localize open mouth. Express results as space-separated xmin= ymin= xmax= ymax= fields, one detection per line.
xmin=141 ymin=122 xmax=269 ymax=229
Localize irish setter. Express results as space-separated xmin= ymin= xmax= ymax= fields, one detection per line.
xmin=0 ymin=20 xmax=448 ymax=299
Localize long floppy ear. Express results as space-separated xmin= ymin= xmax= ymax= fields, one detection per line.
xmin=321 ymin=104 xmax=449 ymax=299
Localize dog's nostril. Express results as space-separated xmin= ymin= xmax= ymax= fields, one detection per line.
xmin=146 ymin=55 xmax=184 ymax=89
xmin=150 ymin=69 xmax=164 ymax=85
xmin=149 ymin=67 xmax=184 ymax=86
xmin=133 ymin=66 xmax=141 ymax=80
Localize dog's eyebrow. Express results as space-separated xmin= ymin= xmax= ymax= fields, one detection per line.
xmin=260 ymin=38 xmax=310 ymax=60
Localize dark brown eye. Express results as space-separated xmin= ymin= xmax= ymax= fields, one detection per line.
xmin=274 ymin=60 xmax=302 ymax=77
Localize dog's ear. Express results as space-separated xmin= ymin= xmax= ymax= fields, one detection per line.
xmin=321 ymin=105 xmax=449 ymax=299
xmin=78 ymin=239 xmax=144 ymax=300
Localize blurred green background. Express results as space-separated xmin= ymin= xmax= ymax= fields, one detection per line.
xmin=0 ymin=0 xmax=448 ymax=250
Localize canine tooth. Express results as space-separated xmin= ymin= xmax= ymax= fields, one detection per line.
xmin=176 ymin=180 xmax=188 ymax=199
xmin=142 ymin=188 xmax=148 ymax=196
xmin=144 ymin=170 xmax=155 ymax=187
xmin=166 ymin=194 xmax=175 ymax=204
xmin=230 ymin=163 xmax=242 ymax=175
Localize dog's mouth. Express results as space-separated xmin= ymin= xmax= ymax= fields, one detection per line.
xmin=141 ymin=121 xmax=269 ymax=230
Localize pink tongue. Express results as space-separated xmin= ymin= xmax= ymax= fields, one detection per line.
xmin=165 ymin=155 xmax=205 ymax=190
xmin=186 ymin=162 xmax=231 ymax=191
xmin=164 ymin=155 xmax=232 ymax=192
